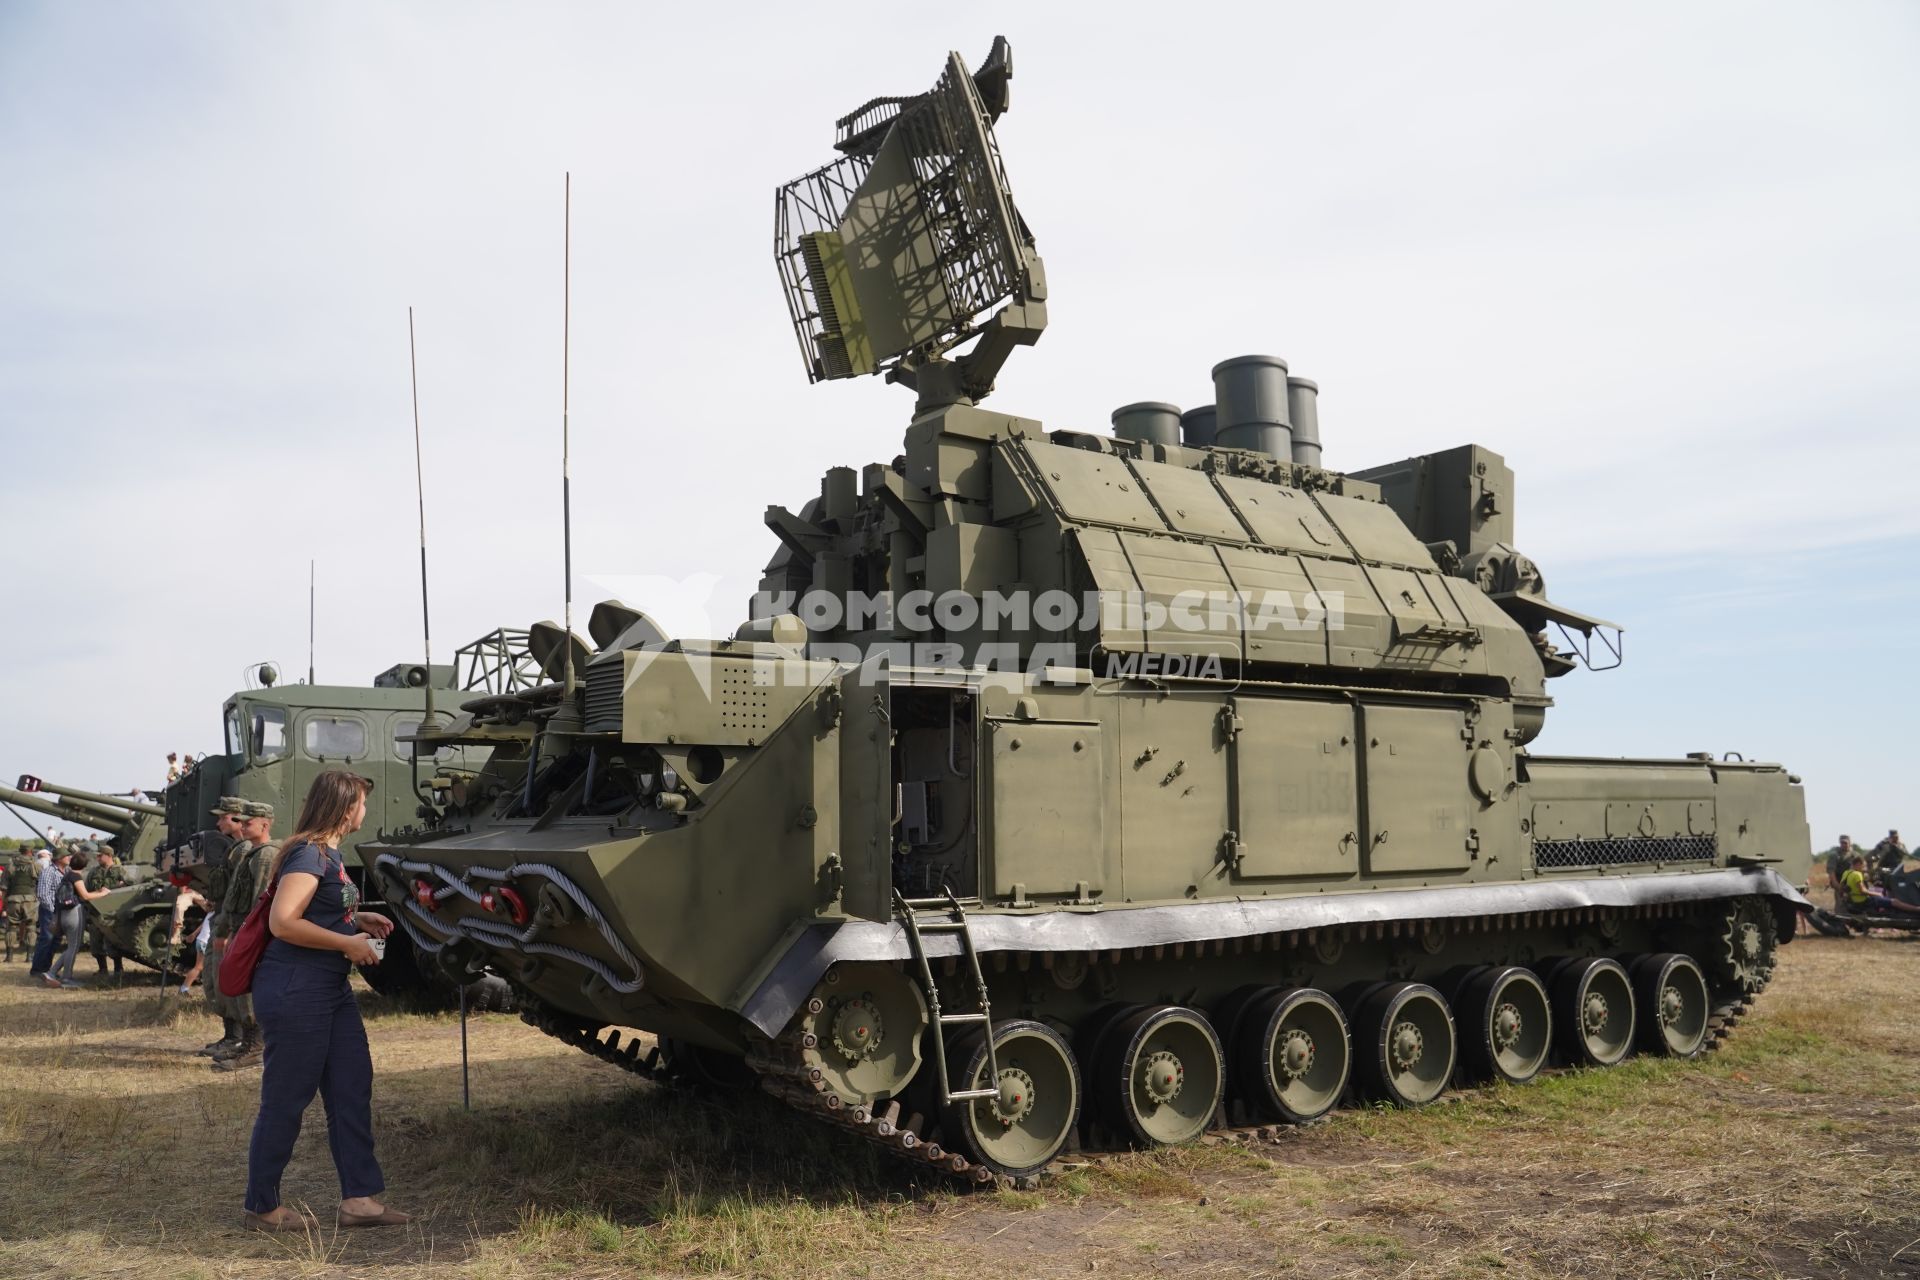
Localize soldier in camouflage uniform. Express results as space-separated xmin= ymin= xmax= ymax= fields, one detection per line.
xmin=1828 ymin=836 xmax=1858 ymax=914
xmin=3 ymin=848 xmax=38 ymax=962
xmin=1874 ymin=829 xmax=1908 ymax=877
xmin=199 ymin=799 xmax=251 ymax=1058
xmin=212 ymin=800 xmax=277 ymax=1072
xmin=84 ymin=845 xmax=131 ymax=977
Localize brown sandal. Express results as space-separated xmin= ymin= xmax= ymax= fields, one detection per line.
xmin=243 ymin=1209 xmax=318 ymax=1233
xmin=337 ymin=1206 xmax=412 ymax=1228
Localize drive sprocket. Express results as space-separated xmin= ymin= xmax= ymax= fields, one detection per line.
xmin=1711 ymin=897 xmax=1777 ymax=994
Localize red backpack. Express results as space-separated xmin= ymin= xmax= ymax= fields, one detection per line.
xmin=218 ymin=866 xmax=282 ymax=997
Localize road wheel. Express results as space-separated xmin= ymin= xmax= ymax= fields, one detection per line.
xmin=1094 ymin=1005 xmax=1224 ymax=1147
xmin=1550 ymin=957 xmax=1636 ymax=1067
xmin=1455 ymin=966 xmax=1551 ymax=1084
xmin=945 ymin=1019 xmax=1082 ymax=1178
xmin=1231 ymin=987 xmax=1350 ymax=1123
xmin=1352 ymin=982 xmax=1455 ymax=1106
xmin=1629 ymin=953 xmax=1709 ymax=1059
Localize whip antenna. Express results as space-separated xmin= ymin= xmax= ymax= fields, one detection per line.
xmin=562 ymin=172 xmax=575 ymax=699
xmin=409 ymin=306 xmax=437 ymax=727
xmin=308 ymin=559 xmax=316 ymax=685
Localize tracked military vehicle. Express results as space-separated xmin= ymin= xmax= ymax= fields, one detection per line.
xmin=366 ymin=39 xmax=1812 ymax=1183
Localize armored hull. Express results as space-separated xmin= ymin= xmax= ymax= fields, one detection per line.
xmin=365 ymin=39 xmax=1811 ymax=1181
xmin=368 ymin=458 xmax=1810 ymax=1180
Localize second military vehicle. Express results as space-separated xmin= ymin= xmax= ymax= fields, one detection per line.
xmin=364 ymin=39 xmax=1811 ymax=1183
xmin=160 ymin=633 xmax=537 ymax=1001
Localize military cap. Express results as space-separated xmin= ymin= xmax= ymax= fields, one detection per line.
xmin=244 ymin=800 xmax=276 ymax=821
xmin=211 ymin=796 xmax=249 ymax=817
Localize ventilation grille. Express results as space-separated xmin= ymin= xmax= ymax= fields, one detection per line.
xmin=717 ymin=666 xmax=772 ymax=736
xmin=584 ymin=660 xmax=625 ymax=736
xmin=1533 ymin=835 xmax=1717 ymax=871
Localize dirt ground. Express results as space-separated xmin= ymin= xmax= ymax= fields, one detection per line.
xmin=0 ymin=931 xmax=1916 ymax=1280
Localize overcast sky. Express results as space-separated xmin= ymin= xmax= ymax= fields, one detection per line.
xmin=2 ymin=2 xmax=1914 ymax=848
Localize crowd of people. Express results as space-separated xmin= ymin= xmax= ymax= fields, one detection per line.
xmin=0 ymin=769 xmax=413 ymax=1231
xmin=0 ymin=799 xmax=286 ymax=1071
xmin=2 ymin=838 xmax=133 ymax=980
xmin=1821 ymin=829 xmax=1918 ymax=919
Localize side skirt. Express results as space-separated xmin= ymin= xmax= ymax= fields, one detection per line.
xmin=740 ymin=867 xmax=1808 ymax=1037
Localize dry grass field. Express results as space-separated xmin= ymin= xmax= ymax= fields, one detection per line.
xmin=1 ymin=931 xmax=1916 ymax=1280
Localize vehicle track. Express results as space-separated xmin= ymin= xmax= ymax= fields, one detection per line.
xmin=518 ymin=974 xmax=1764 ymax=1190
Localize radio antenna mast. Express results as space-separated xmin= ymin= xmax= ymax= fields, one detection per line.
xmin=409 ymin=306 xmax=438 ymax=727
xmin=308 ymin=559 xmax=316 ymax=685
xmin=561 ymin=172 xmax=576 ymax=700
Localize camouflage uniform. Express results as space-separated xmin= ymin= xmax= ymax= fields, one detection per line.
xmin=209 ymin=837 xmax=254 ymax=1014
xmin=211 ymin=800 xmax=277 ymax=1071
xmin=198 ymin=798 xmax=250 ymax=1057
xmin=3 ymin=851 xmax=38 ymax=962
xmin=84 ymin=853 xmax=131 ymax=974
xmin=1828 ymin=842 xmax=1858 ymax=914
xmin=230 ymin=827 xmax=279 ymax=933
xmin=84 ymin=855 xmax=129 ymax=892
xmin=219 ymin=833 xmax=275 ymax=1009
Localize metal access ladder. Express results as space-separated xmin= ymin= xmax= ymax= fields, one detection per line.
xmin=895 ymin=889 xmax=1000 ymax=1104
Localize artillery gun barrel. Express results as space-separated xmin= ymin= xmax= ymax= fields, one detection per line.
xmin=0 ymin=784 xmax=132 ymax=834
xmin=19 ymin=781 xmax=164 ymax=819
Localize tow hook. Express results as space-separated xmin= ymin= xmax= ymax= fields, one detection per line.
xmin=481 ymin=885 xmax=530 ymax=926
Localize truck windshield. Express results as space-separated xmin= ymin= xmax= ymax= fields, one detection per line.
xmin=224 ymin=703 xmax=241 ymax=757
xmin=249 ymin=705 xmax=288 ymax=762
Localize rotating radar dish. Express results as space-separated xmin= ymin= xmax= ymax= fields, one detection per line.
xmin=775 ymin=37 xmax=1044 ymax=406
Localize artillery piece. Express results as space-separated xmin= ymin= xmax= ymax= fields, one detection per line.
xmin=1 ymin=777 xmax=164 ymax=859
xmin=365 ymin=39 xmax=1812 ymax=1183
xmin=1 ymin=777 xmax=181 ymax=971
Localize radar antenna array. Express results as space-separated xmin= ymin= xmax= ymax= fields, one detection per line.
xmin=775 ymin=37 xmax=1044 ymax=405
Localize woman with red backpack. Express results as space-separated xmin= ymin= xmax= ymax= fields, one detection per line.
xmin=238 ymin=769 xmax=411 ymax=1233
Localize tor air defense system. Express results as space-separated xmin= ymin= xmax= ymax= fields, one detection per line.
xmin=365 ymin=39 xmax=1813 ymax=1182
